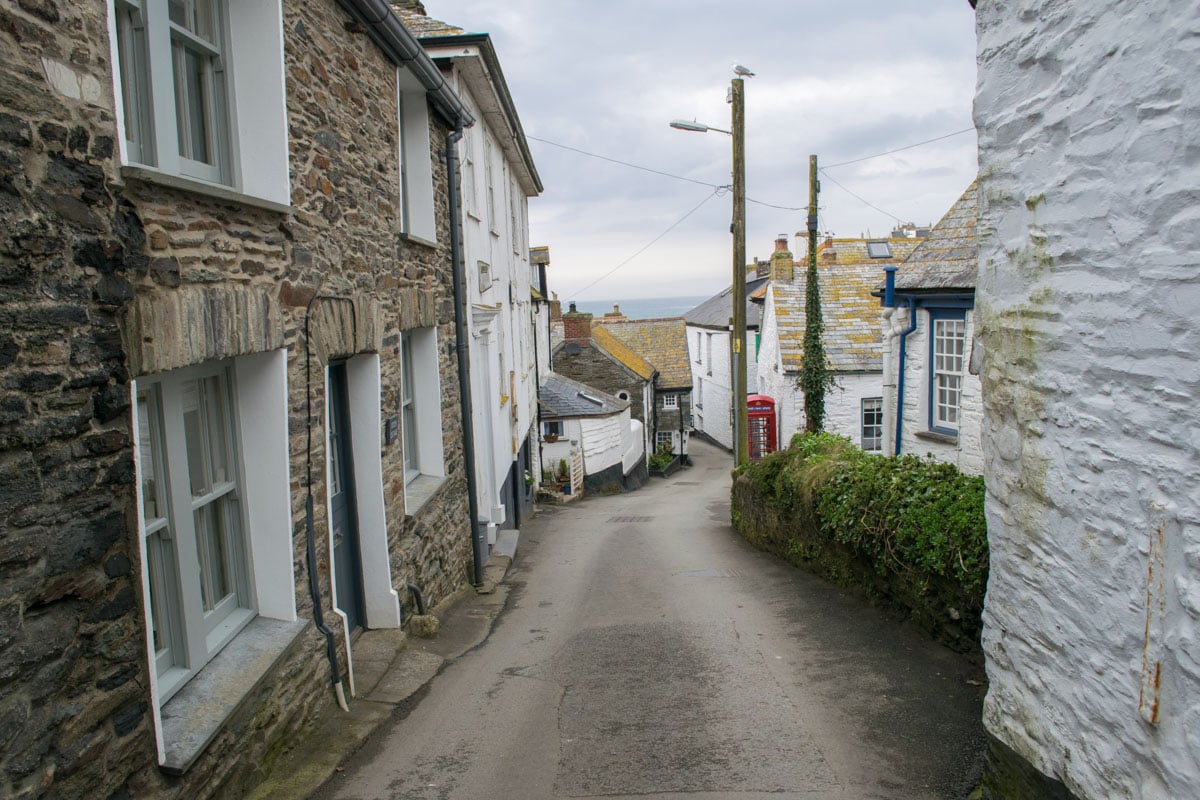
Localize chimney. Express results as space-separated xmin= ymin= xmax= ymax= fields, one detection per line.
xmin=550 ymin=292 xmax=562 ymax=323
xmin=770 ymin=235 xmax=794 ymax=282
xmin=563 ymin=302 xmax=593 ymax=342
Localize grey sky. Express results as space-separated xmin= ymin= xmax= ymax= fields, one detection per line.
xmin=426 ymin=1 xmax=979 ymax=301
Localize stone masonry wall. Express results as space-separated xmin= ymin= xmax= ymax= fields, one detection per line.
xmin=975 ymin=1 xmax=1200 ymax=797
xmin=553 ymin=343 xmax=646 ymax=432
xmin=0 ymin=0 xmax=470 ymax=798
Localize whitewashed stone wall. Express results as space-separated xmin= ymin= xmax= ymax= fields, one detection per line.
xmin=976 ymin=1 xmax=1200 ymax=797
xmin=881 ymin=305 xmax=984 ymax=474
xmin=824 ymin=373 xmax=883 ymax=450
xmin=579 ymin=414 xmax=625 ymax=474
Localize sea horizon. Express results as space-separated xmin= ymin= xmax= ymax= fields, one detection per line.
xmin=570 ymin=295 xmax=710 ymax=321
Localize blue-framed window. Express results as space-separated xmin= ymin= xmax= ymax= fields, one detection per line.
xmin=928 ymin=309 xmax=967 ymax=435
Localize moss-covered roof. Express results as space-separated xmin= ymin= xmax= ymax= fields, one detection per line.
xmin=590 ymin=325 xmax=656 ymax=381
xmin=771 ymin=238 xmax=920 ymax=374
xmin=892 ymin=180 xmax=979 ymax=291
xmin=598 ymin=318 xmax=692 ymax=389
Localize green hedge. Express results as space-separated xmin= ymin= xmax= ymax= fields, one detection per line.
xmin=732 ymin=432 xmax=988 ymax=651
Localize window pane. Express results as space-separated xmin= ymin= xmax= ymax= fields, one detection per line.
xmin=203 ymin=376 xmax=229 ymax=485
xmin=182 ymin=379 xmax=208 ymax=496
xmin=148 ymin=531 xmax=176 ymax=657
xmin=168 ymin=0 xmax=186 ymax=26
xmin=194 ymin=501 xmax=232 ymax=613
xmin=174 ymin=45 xmax=213 ymax=165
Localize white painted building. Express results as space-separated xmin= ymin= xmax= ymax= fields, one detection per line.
xmin=401 ymin=8 xmax=543 ymax=543
xmin=975 ymin=1 xmax=1200 ymax=797
xmin=538 ymin=373 xmax=639 ymax=494
xmin=757 ymin=235 xmax=918 ymax=450
xmin=879 ymin=182 xmax=984 ymax=475
xmin=684 ymin=272 xmax=766 ymax=450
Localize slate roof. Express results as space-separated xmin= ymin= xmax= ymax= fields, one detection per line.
xmin=684 ymin=276 xmax=769 ymax=330
xmin=597 ymin=318 xmax=693 ymax=390
xmin=590 ymin=325 xmax=656 ymax=381
xmin=392 ymin=6 xmax=467 ymax=37
xmin=770 ymin=238 xmax=919 ymax=374
xmin=538 ymin=372 xmax=627 ymax=419
xmin=891 ymin=180 xmax=979 ymax=291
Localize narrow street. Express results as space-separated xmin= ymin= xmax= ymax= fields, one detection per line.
xmin=314 ymin=437 xmax=986 ymax=800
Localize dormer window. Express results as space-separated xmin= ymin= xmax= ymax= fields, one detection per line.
xmin=867 ymin=240 xmax=892 ymax=258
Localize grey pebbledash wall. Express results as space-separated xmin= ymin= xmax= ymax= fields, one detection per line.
xmin=0 ymin=0 xmax=471 ymax=798
xmin=975 ymin=1 xmax=1200 ymax=797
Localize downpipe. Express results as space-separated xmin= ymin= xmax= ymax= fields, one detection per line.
xmin=446 ymin=125 xmax=487 ymax=586
xmin=883 ymin=266 xmax=917 ymax=456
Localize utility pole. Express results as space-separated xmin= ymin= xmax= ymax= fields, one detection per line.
xmin=801 ymin=153 xmax=832 ymax=433
xmin=731 ymin=77 xmax=749 ymax=466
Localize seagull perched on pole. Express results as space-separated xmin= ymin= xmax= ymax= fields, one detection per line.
xmin=732 ymin=62 xmax=755 ymax=78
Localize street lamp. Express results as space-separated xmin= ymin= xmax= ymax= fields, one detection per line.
xmin=670 ymin=76 xmax=749 ymax=467
xmin=669 ymin=119 xmax=731 ymax=135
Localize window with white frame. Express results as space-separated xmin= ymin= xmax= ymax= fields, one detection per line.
xmin=655 ymin=430 xmax=674 ymax=451
xmin=399 ymin=328 xmax=445 ymax=489
xmin=662 ymin=393 xmax=678 ymax=410
xmin=695 ymin=377 xmax=703 ymax=409
xmin=705 ymin=333 xmax=713 ymax=375
xmin=694 ymin=331 xmax=701 ymax=363
xmin=397 ymin=77 xmax=437 ymax=244
xmin=861 ymin=397 xmax=883 ymax=452
xmin=485 ymin=138 xmax=497 ymax=234
xmin=133 ymin=351 xmax=297 ymax=710
xmin=930 ymin=311 xmax=967 ymax=434
xmin=110 ymin=0 xmax=290 ymax=205
xmin=136 ymin=362 xmax=251 ymax=704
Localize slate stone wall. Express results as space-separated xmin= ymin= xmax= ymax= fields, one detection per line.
xmin=0 ymin=0 xmax=471 ymax=797
xmin=975 ymin=1 xmax=1200 ymax=796
xmin=553 ymin=343 xmax=646 ymax=430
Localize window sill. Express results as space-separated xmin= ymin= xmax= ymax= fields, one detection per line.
xmin=400 ymin=231 xmax=438 ymax=250
xmin=158 ymin=616 xmax=308 ymax=775
xmin=915 ymin=429 xmax=958 ymax=445
xmin=405 ymin=473 xmax=447 ymax=518
xmin=122 ymin=165 xmax=292 ymax=215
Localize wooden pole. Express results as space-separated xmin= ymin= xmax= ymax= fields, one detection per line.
xmin=731 ymin=77 xmax=749 ymax=466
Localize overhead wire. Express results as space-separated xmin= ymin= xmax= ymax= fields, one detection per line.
xmin=821 ymin=127 xmax=976 ymax=169
xmin=565 ymin=187 xmax=725 ymax=299
xmin=819 ymin=169 xmax=903 ymax=223
xmin=527 ymin=135 xmax=806 ymax=212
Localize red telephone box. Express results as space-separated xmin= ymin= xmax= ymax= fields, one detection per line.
xmin=747 ymin=394 xmax=777 ymax=460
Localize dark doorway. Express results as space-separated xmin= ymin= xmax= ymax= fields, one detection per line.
xmin=328 ymin=362 xmax=366 ymax=631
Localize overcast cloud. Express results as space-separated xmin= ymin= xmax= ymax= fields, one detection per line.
xmin=425 ymin=1 xmax=979 ymax=301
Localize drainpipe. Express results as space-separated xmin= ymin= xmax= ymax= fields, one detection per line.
xmin=883 ymin=266 xmax=917 ymax=456
xmin=447 ymin=126 xmax=487 ymax=586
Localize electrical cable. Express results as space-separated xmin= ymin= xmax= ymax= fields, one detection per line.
xmin=821 ymin=127 xmax=976 ymax=169
xmin=566 ymin=187 xmax=723 ymax=298
xmin=527 ymin=135 xmax=806 ymax=212
xmin=818 ymin=169 xmax=903 ymax=223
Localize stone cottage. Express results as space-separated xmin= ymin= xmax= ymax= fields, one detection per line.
xmin=0 ymin=1 xmax=478 ymax=797
xmin=757 ymin=234 xmax=918 ymax=449
xmin=395 ymin=2 xmax=544 ymax=547
xmin=974 ymin=0 xmax=1200 ymax=797
xmin=596 ymin=316 xmax=694 ymax=462
xmin=553 ymin=303 xmax=654 ymax=477
xmin=878 ymin=181 xmax=983 ymax=474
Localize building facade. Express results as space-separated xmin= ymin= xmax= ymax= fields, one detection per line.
xmin=757 ymin=235 xmax=918 ymax=449
xmin=879 ymin=182 xmax=983 ymax=475
xmin=397 ymin=3 xmax=544 ymax=543
xmin=975 ymin=1 xmax=1200 ymax=797
xmin=0 ymin=1 xmax=476 ymax=797
xmin=684 ymin=267 xmax=766 ymax=451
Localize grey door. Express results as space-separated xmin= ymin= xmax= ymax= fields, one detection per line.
xmin=328 ymin=363 xmax=366 ymax=631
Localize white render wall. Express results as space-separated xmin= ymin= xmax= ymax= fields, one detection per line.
xmin=451 ymin=73 xmax=538 ymax=526
xmin=686 ymin=323 xmax=748 ymax=453
xmin=880 ymin=305 xmax=984 ymax=475
xmin=976 ymin=2 xmax=1200 ymax=797
xmin=824 ymin=373 xmax=883 ymax=451
xmin=579 ymin=413 xmax=626 ymax=475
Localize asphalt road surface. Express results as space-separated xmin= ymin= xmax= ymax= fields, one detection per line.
xmin=316 ymin=437 xmax=987 ymax=800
